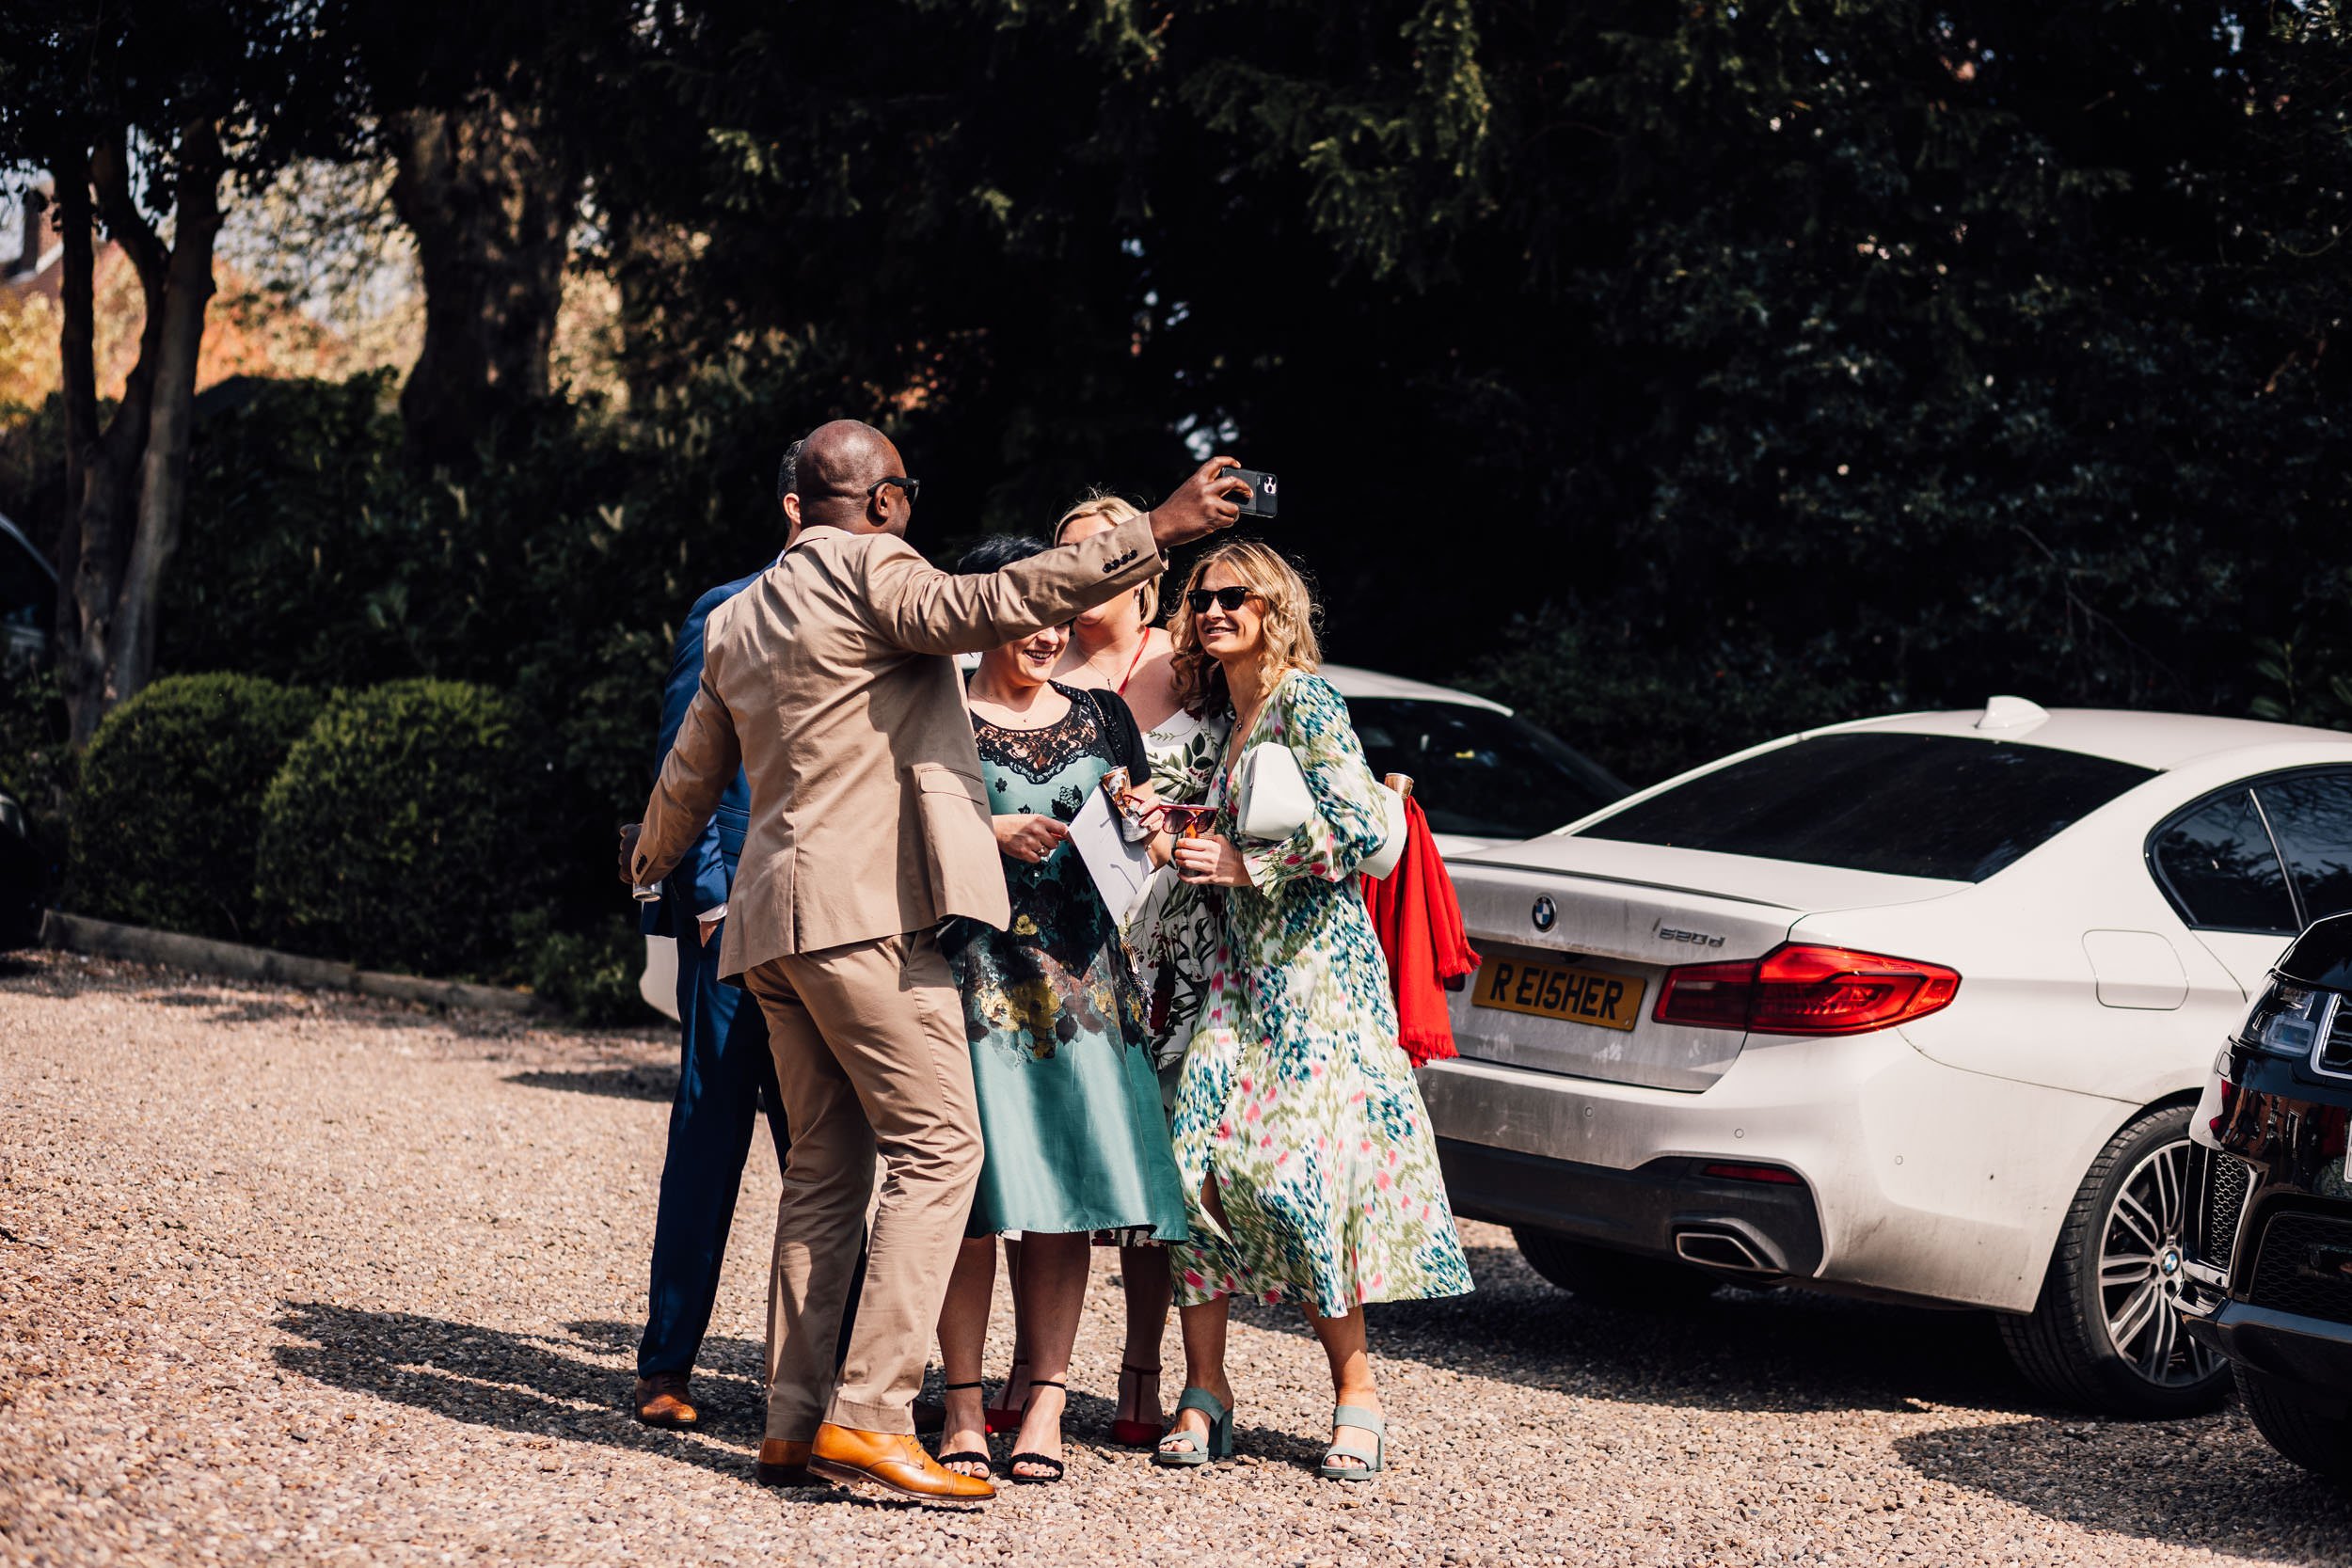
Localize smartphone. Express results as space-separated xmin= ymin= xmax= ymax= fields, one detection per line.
xmin=1218 ymin=467 xmax=1279 ymax=519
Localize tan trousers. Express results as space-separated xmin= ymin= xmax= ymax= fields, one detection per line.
xmin=743 ymin=929 xmax=981 ymax=1438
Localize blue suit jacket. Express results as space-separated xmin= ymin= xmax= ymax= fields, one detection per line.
xmin=640 ymin=572 xmax=760 ymax=941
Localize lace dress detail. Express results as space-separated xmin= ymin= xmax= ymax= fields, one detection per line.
xmin=974 ymin=686 xmax=1109 ymax=788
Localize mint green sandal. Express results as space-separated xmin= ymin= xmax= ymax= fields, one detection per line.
xmin=1151 ymin=1386 xmax=1232 ymax=1467
xmin=1318 ymin=1404 xmax=1385 ymax=1481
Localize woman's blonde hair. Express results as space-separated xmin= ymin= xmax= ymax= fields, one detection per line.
xmin=1168 ymin=538 xmax=1323 ymax=716
xmin=1054 ymin=492 xmax=1158 ymax=626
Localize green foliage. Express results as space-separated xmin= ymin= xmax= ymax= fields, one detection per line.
xmin=256 ymin=678 xmax=557 ymax=975
xmin=1459 ymin=611 xmax=1874 ymax=790
xmin=2251 ymin=624 xmax=2352 ymax=734
xmin=509 ymin=908 xmax=651 ymax=1026
xmin=159 ymin=369 xmax=807 ymax=820
xmin=0 ymin=669 xmax=75 ymax=891
xmin=71 ymin=673 xmax=321 ymax=940
xmin=598 ymin=0 xmax=2352 ymax=742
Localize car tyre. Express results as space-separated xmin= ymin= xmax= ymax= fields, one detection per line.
xmin=2236 ymin=1362 xmax=2352 ymax=1484
xmin=1512 ymin=1227 xmax=1720 ymax=1309
xmin=1997 ymin=1102 xmax=2230 ymax=1418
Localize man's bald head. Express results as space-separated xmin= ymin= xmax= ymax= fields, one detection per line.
xmin=797 ymin=420 xmax=911 ymax=536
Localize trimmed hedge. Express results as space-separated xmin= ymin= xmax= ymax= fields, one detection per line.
xmin=511 ymin=909 xmax=647 ymax=1025
xmin=257 ymin=678 xmax=557 ymax=976
xmin=71 ymin=673 xmax=322 ymax=941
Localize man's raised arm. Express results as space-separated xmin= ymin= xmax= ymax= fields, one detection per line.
xmin=863 ymin=455 xmax=1251 ymax=656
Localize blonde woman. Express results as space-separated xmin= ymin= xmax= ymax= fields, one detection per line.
xmin=1054 ymin=496 xmax=1229 ymax=1084
xmin=976 ymin=495 xmax=1229 ymax=1450
xmin=1148 ymin=539 xmax=1470 ymax=1481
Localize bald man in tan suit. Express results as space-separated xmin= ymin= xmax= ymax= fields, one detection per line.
xmin=626 ymin=421 xmax=1248 ymax=1503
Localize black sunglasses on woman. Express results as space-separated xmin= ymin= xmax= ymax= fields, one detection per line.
xmin=1186 ymin=586 xmax=1255 ymax=614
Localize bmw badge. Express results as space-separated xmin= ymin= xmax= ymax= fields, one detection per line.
xmin=1532 ymin=895 xmax=1557 ymax=932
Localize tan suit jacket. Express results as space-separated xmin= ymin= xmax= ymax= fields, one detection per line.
xmin=629 ymin=513 xmax=1166 ymax=979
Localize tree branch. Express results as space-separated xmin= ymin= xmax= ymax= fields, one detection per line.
xmin=88 ymin=127 xmax=168 ymax=478
xmin=50 ymin=149 xmax=99 ymax=490
xmin=49 ymin=149 xmax=98 ymax=686
xmin=89 ymin=130 xmax=166 ymax=294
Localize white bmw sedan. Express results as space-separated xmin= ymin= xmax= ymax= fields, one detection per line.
xmin=1426 ymin=699 xmax=2352 ymax=1418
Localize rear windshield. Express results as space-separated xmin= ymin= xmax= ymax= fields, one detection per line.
xmin=1577 ymin=733 xmax=2156 ymax=881
xmin=1348 ymin=698 xmax=1626 ymax=842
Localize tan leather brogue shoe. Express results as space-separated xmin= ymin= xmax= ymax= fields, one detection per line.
xmin=755 ymin=1438 xmax=820 ymax=1487
xmin=808 ymin=1422 xmax=995 ymax=1503
xmin=633 ymin=1373 xmax=699 ymax=1429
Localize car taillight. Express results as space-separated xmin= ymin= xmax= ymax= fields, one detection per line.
xmin=1653 ymin=943 xmax=1962 ymax=1037
xmin=1700 ymin=1163 xmax=1804 ymax=1185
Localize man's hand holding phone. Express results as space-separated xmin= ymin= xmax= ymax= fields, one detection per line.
xmin=1147 ymin=456 xmax=1255 ymax=551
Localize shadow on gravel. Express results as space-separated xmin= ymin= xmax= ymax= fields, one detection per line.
xmin=273 ymin=1302 xmax=772 ymax=1473
xmin=508 ymin=1065 xmax=681 ymax=1101
xmin=275 ymin=1303 xmax=1168 ymax=1485
xmin=146 ymin=990 xmax=322 ymax=1025
xmin=1897 ymin=1415 xmax=2352 ymax=1562
xmin=1330 ymin=1241 xmax=2038 ymax=1418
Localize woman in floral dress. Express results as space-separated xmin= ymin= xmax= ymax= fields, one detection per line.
xmin=1150 ymin=539 xmax=1471 ymax=1481
xmin=930 ymin=534 xmax=1189 ymax=1484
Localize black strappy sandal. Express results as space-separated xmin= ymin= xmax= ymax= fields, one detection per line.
xmin=934 ymin=1380 xmax=993 ymax=1480
xmin=1006 ymin=1380 xmax=1068 ymax=1483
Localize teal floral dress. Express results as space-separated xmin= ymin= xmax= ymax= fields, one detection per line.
xmin=942 ymin=685 xmax=1190 ymax=1243
xmin=1168 ymin=672 xmax=1472 ymax=1313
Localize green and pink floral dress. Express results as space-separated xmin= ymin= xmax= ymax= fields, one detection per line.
xmin=1168 ymin=671 xmax=1473 ymax=1314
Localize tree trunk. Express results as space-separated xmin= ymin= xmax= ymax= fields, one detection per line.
xmin=113 ymin=121 xmax=226 ymax=706
xmin=387 ymin=82 xmax=581 ymax=467
xmin=49 ymin=121 xmax=226 ymax=746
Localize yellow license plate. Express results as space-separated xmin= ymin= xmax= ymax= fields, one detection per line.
xmin=1470 ymin=956 xmax=1646 ymax=1033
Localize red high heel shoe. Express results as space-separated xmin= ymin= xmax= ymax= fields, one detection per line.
xmin=982 ymin=1358 xmax=1029 ymax=1435
xmin=1110 ymin=1363 xmax=1162 ymax=1449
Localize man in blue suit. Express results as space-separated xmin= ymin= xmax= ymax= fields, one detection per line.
xmin=632 ymin=444 xmax=803 ymax=1429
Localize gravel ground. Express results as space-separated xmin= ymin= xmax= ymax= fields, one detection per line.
xmin=6 ymin=950 xmax=2352 ymax=1567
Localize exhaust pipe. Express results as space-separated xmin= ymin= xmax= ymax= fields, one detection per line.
xmin=1674 ymin=1227 xmax=1775 ymax=1274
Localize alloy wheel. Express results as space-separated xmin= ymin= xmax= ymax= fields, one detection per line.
xmin=2097 ymin=1136 xmax=2224 ymax=1387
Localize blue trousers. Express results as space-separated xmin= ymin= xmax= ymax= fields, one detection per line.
xmin=637 ymin=929 xmax=788 ymax=1378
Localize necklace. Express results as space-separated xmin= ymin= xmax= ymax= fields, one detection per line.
xmin=969 ymin=678 xmax=1070 ymax=731
xmin=1221 ymin=666 xmax=1285 ymax=777
xmin=1071 ymin=627 xmax=1148 ymax=693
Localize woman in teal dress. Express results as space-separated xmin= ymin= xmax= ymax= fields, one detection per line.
xmin=931 ymin=534 xmax=1188 ymax=1485
xmin=1150 ymin=539 xmax=1471 ymax=1482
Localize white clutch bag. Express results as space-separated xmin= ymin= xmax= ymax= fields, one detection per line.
xmin=1231 ymin=742 xmax=1410 ymax=880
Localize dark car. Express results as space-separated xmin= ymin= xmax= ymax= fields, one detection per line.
xmin=0 ymin=509 xmax=56 ymax=673
xmin=2182 ymin=911 xmax=2352 ymax=1481
xmin=0 ymin=784 xmax=43 ymax=950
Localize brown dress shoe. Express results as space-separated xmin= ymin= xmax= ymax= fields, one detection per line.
xmin=755 ymin=1438 xmax=822 ymax=1487
xmin=808 ymin=1422 xmax=995 ymax=1503
xmin=633 ymin=1373 xmax=699 ymax=1428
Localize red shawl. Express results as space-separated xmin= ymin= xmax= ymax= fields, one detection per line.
xmin=1361 ymin=796 xmax=1480 ymax=1068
